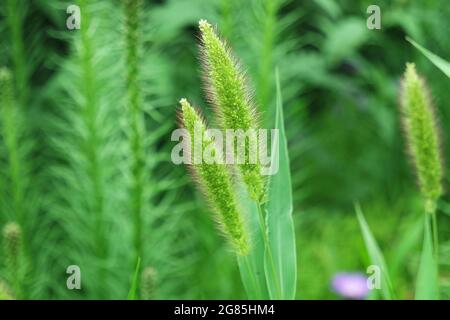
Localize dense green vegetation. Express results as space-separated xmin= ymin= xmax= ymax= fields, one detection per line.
xmin=0 ymin=0 xmax=449 ymax=299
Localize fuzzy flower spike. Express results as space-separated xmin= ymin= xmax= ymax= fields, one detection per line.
xmin=179 ymin=98 xmax=249 ymax=255
xmin=199 ymin=19 xmax=265 ymax=202
xmin=400 ymin=63 xmax=443 ymax=213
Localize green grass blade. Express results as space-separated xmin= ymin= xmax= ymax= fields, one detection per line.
xmin=415 ymin=214 xmax=439 ymax=299
xmin=236 ymin=184 xmax=269 ymax=299
xmin=264 ymin=69 xmax=297 ymax=300
xmin=127 ymin=257 xmax=141 ymax=300
xmin=406 ymin=37 xmax=450 ymax=78
xmin=389 ymin=216 xmax=423 ymax=281
xmin=355 ymin=204 xmax=395 ymax=300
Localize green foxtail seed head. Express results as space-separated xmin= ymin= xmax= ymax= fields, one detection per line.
xmin=140 ymin=266 xmax=156 ymax=300
xmin=199 ymin=19 xmax=265 ymax=202
xmin=180 ymin=98 xmax=249 ymax=255
xmin=0 ymin=280 xmax=13 ymax=300
xmin=3 ymin=222 xmax=22 ymax=260
xmin=3 ymin=222 xmax=23 ymax=283
xmin=400 ymin=63 xmax=444 ymax=213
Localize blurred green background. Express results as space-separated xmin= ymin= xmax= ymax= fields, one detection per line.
xmin=0 ymin=0 xmax=449 ymax=299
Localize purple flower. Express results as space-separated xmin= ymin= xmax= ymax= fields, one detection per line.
xmin=331 ymin=272 xmax=369 ymax=299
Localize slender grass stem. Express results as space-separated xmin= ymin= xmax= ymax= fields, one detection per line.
xmin=256 ymin=202 xmax=281 ymax=299
xmin=240 ymin=254 xmax=259 ymax=297
xmin=123 ymin=0 xmax=146 ymax=280
xmin=77 ymin=0 xmax=108 ymax=297
xmin=5 ymin=0 xmax=28 ymax=106
xmin=257 ymin=0 xmax=277 ymax=117
xmin=425 ymin=201 xmax=440 ymax=298
xmin=430 ymin=208 xmax=439 ymax=297
xmin=430 ymin=210 xmax=439 ymax=259
xmin=0 ymin=69 xmax=28 ymax=298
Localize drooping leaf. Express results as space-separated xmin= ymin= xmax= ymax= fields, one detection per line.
xmin=406 ymin=37 xmax=450 ymax=78
xmin=415 ymin=214 xmax=439 ymax=299
xmin=264 ymin=69 xmax=297 ymax=300
xmin=355 ymin=204 xmax=395 ymax=300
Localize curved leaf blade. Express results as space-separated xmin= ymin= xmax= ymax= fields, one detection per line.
xmin=355 ymin=204 xmax=395 ymax=300
xmin=406 ymin=37 xmax=450 ymax=78
xmin=415 ymin=214 xmax=439 ymax=299
xmin=264 ymin=69 xmax=297 ymax=300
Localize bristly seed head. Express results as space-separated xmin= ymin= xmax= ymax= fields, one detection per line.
xmin=3 ymin=222 xmax=22 ymax=259
xmin=179 ymin=98 xmax=249 ymax=255
xmin=198 ymin=19 xmax=265 ymax=202
xmin=399 ymin=63 xmax=444 ymax=213
xmin=140 ymin=266 xmax=157 ymax=300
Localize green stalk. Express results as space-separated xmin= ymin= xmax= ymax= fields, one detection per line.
xmin=432 ymin=214 xmax=439 ymax=298
xmin=240 ymin=255 xmax=259 ymax=295
xmin=123 ymin=0 xmax=146 ymax=279
xmin=256 ymin=202 xmax=281 ymax=298
xmin=0 ymin=69 xmax=24 ymax=225
xmin=430 ymin=205 xmax=439 ymax=285
xmin=0 ymin=69 xmax=28 ymax=299
xmin=5 ymin=0 xmax=28 ymax=106
xmin=78 ymin=0 xmax=107 ymax=296
xmin=3 ymin=0 xmax=41 ymax=299
xmin=256 ymin=0 xmax=278 ymax=117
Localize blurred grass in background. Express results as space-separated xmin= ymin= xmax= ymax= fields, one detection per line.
xmin=0 ymin=0 xmax=449 ymax=299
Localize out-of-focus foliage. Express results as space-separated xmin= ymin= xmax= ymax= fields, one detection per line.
xmin=0 ymin=0 xmax=448 ymax=299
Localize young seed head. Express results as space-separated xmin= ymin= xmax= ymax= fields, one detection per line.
xmin=0 ymin=280 xmax=14 ymax=300
xmin=400 ymin=63 xmax=444 ymax=213
xmin=3 ymin=222 xmax=22 ymax=260
xmin=2 ymin=222 xmax=24 ymax=283
xmin=198 ymin=20 xmax=265 ymax=202
xmin=179 ymin=98 xmax=249 ymax=255
xmin=140 ymin=266 xmax=156 ymax=300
